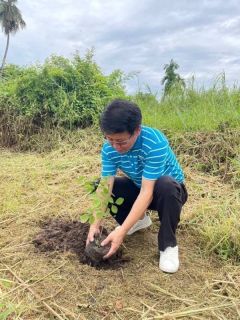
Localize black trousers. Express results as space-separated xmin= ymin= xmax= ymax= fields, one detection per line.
xmin=110 ymin=176 xmax=188 ymax=251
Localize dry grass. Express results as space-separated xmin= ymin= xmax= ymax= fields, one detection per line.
xmin=0 ymin=141 xmax=239 ymax=319
xmin=169 ymin=130 xmax=240 ymax=186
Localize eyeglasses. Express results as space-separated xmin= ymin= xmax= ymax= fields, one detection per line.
xmin=106 ymin=134 xmax=133 ymax=146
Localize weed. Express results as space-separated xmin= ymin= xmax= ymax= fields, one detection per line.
xmin=189 ymin=187 xmax=240 ymax=262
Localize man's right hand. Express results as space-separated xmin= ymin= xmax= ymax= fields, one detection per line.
xmin=86 ymin=225 xmax=100 ymax=245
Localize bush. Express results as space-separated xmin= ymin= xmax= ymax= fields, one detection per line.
xmin=0 ymin=48 xmax=133 ymax=147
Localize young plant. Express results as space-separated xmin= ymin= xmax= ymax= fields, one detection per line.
xmin=78 ymin=176 xmax=124 ymax=224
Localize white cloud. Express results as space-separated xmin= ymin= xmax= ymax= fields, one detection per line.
xmin=0 ymin=0 xmax=239 ymax=93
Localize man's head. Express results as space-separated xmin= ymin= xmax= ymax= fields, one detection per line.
xmin=100 ymin=99 xmax=142 ymax=153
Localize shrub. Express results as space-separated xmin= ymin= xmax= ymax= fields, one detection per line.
xmin=0 ymin=48 xmax=134 ymax=147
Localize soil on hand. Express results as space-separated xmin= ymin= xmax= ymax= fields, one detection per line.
xmin=33 ymin=219 xmax=129 ymax=270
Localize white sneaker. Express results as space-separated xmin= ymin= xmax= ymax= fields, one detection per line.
xmin=115 ymin=213 xmax=152 ymax=235
xmin=159 ymin=246 xmax=179 ymax=273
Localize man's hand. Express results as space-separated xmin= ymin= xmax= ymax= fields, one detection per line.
xmin=100 ymin=227 xmax=126 ymax=259
xmin=86 ymin=225 xmax=100 ymax=245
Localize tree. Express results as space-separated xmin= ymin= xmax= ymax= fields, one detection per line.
xmin=161 ymin=59 xmax=185 ymax=95
xmin=0 ymin=0 xmax=26 ymax=78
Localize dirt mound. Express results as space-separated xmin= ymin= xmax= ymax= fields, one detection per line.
xmin=33 ymin=219 xmax=129 ymax=270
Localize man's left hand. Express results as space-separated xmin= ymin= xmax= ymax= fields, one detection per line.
xmin=101 ymin=228 xmax=125 ymax=259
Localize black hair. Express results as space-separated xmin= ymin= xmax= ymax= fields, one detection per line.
xmin=100 ymin=99 xmax=142 ymax=134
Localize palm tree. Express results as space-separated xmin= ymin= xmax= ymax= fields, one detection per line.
xmin=0 ymin=0 xmax=26 ymax=78
xmin=161 ymin=59 xmax=185 ymax=95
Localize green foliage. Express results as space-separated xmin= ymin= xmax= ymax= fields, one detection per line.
xmin=133 ymin=72 xmax=240 ymax=133
xmin=0 ymin=303 xmax=15 ymax=320
xmin=161 ymin=59 xmax=185 ymax=95
xmin=0 ymin=48 xmax=133 ymax=139
xmin=196 ymin=199 xmax=240 ymax=262
xmin=0 ymin=59 xmax=239 ymax=154
xmin=0 ymin=308 xmax=13 ymax=320
xmin=78 ymin=176 xmax=124 ymax=224
xmin=0 ymin=0 xmax=26 ymax=77
xmin=0 ymin=0 xmax=26 ymax=35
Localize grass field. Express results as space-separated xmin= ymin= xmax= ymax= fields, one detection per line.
xmin=0 ymin=126 xmax=239 ymax=319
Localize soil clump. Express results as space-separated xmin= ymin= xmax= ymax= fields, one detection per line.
xmin=33 ymin=219 xmax=129 ymax=270
xmin=85 ymin=234 xmax=111 ymax=263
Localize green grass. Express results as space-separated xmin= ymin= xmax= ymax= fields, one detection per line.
xmin=133 ymin=73 xmax=240 ymax=132
xmin=187 ymin=181 xmax=240 ymax=262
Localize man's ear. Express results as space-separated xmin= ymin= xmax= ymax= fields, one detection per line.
xmin=135 ymin=125 xmax=142 ymax=137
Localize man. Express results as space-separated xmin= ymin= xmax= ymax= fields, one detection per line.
xmin=86 ymin=98 xmax=188 ymax=273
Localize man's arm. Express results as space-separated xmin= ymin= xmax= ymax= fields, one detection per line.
xmin=101 ymin=178 xmax=155 ymax=258
xmin=86 ymin=176 xmax=115 ymax=244
xmin=119 ymin=178 xmax=154 ymax=233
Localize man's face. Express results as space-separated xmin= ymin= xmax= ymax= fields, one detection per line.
xmin=105 ymin=126 xmax=141 ymax=154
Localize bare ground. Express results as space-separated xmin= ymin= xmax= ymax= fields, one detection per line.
xmin=0 ymin=148 xmax=239 ymax=319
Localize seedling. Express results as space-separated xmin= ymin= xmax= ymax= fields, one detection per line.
xmin=78 ymin=176 xmax=124 ymax=225
xmin=78 ymin=176 xmax=124 ymax=262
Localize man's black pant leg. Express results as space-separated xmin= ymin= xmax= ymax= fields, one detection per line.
xmin=110 ymin=177 xmax=140 ymax=225
xmin=149 ymin=176 xmax=188 ymax=251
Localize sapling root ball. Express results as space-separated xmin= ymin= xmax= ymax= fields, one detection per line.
xmin=85 ymin=235 xmax=111 ymax=263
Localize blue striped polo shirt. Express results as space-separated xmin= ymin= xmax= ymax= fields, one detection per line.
xmin=101 ymin=126 xmax=184 ymax=188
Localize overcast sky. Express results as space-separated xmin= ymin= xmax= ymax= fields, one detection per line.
xmin=0 ymin=0 xmax=239 ymax=94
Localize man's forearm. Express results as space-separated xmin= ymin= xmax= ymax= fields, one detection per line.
xmin=120 ymin=191 xmax=153 ymax=234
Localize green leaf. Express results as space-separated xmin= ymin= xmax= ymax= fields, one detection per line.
xmin=84 ymin=181 xmax=91 ymax=187
xmin=80 ymin=214 xmax=89 ymax=223
xmin=90 ymin=193 xmax=98 ymax=198
xmin=96 ymin=208 xmax=102 ymax=214
xmin=2 ymin=281 xmax=11 ymax=287
xmin=93 ymin=199 xmax=101 ymax=208
xmin=115 ymin=197 xmax=124 ymax=205
xmin=89 ymin=215 xmax=95 ymax=225
xmin=103 ymin=200 xmax=108 ymax=207
xmin=86 ymin=186 xmax=94 ymax=193
xmin=99 ymin=181 xmax=105 ymax=187
xmin=108 ymin=196 xmax=114 ymax=203
xmin=78 ymin=176 xmax=85 ymax=183
xmin=97 ymin=212 xmax=103 ymax=219
xmin=111 ymin=205 xmax=118 ymax=214
xmin=0 ymin=308 xmax=13 ymax=320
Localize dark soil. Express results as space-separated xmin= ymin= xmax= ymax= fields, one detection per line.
xmin=85 ymin=234 xmax=111 ymax=263
xmin=33 ymin=219 xmax=129 ymax=270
